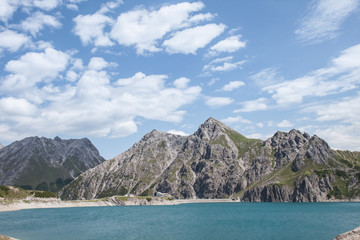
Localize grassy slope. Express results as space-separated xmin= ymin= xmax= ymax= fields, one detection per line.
xmin=0 ymin=185 xmax=57 ymax=203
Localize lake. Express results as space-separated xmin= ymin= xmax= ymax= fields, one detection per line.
xmin=0 ymin=202 xmax=359 ymax=240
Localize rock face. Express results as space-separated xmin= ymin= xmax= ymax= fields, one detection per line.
xmin=335 ymin=226 xmax=360 ymax=240
xmin=0 ymin=136 xmax=105 ymax=192
xmin=61 ymin=118 xmax=360 ymax=201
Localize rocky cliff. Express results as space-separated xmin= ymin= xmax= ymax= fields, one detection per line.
xmin=61 ymin=118 xmax=360 ymax=201
xmin=0 ymin=136 xmax=105 ymax=192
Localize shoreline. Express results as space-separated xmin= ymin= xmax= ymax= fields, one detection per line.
xmin=0 ymin=197 xmax=236 ymax=212
xmin=1 ymin=197 xmax=360 ymax=213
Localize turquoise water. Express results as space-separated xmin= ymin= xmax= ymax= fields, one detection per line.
xmin=0 ymin=203 xmax=359 ymax=240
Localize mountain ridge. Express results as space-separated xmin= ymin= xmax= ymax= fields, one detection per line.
xmin=60 ymin=118 xmax=360 ymax=201
xmin=0 ymin=136 xmax=105 ymax=192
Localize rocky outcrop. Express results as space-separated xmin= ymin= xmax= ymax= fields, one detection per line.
xmin=0 ymin=136 xmax=105 ymax=192
xmin=241 ymin=173 xmax=336 ymax=202
xmin=335 ymin=226 xmax=360 ymax=240
xmin=61 ymin=118 xmax=360 ymax=201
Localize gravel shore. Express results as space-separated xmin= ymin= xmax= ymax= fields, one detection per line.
xmin=0 ymin=197 xmax=235 ymax=212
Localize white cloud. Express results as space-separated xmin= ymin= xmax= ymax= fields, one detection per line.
xmin=221 ymin=81 xmax=245 ymax=91
xmin=0 ymin=0 xmax=62 ymax=22
xmin=295 ymin=0 xmax=359 ymax=43
xmin=162 ymin=23 xmax=226 ymax=54
xmin=250 ymin=68 xmax=283 ymax=87
xmin=167 ymin=130 xmax=189 ymax=136
xmin=205 ymin=96 xmax=233 ymax=108
xmin=0 ymin=97 xmax=38 ymax=116
xmin=66 ymin=4 xmax=79 ymax=11
xmin=174 ymin=77 xmax=190 ymax=89
xmin=203 ymin=56 xmax=245 ymax=72
xmin=1 ymin=48 xmax=70 ymax=97
xmin=0 ymin=30 xmax=30 ymax=52
xmin=234 ymin=97 xmax=268 ymax=112
xmin=0 ymin=0 xmax=18 ymax=22
xmin=88 ymin=57 xmax=108 ymax=70
xmin=277 ymin=120 xmax=293 ymax=128
xmin=208 ymin=35 xmax=246 ymax=55
xmin=306 ymin=94 xmax=360 ymax=123
xmin=20 ymin=11 xmax=61 ymax=36
xmin=211 ymin=61 xmax=245 ymax=71
xmin=315 ymin=124 xmax=360 ymax=151
xmin=110 ymin=1 xmax=215 ymax=54
xmin=66 ymin=70 xmax=78 ymax=82
xmin=0 ymin=67 xmax=202 ymax=141
xmin=221 ymin=116 xmax=251 ymax=125
xmin=98 ymin=0 xmax=123 ymax=14
xmin=73 ymin=12 xmax=114 ymax=47
xmin=32 ymin=0 xmax=62 ymax=11
xmin=303 ymin=94 xmax=360 ymax=151
xmin=263 ymin=44 xmax=360 ymax=105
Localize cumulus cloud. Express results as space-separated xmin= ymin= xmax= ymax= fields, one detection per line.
xmin=220 ymin=81 xmax=245 ymax=91
xmin=295 ymin=0 xmax=359 ymax=43
xmin=88 ymin=57 xmax=108 ymax=70
xmin=0 ymin=30 xmax=30 ymax=52
xmin=208 ymin=35 xmax=246 ymax=56
xmin=0 ymin=54 xmax=202 ymax=140
xmin=234 ymin=97 xmax=268 ymax=112
xmin=0 ymin=0 xmax=62 ymax=22
xmin=20 ymin=11 xmax=61 ymax=36
xmin=73 ymin=12 xmax=114 ymax=47
xmin=263 ymin=44 xmax=360 ymax=105
xmin=205 ymin=96 xmax=233 ymax=108
xmin=110 ymin=1 xmax=217 ymax=54
xmin=203 ymin=56 xmax=245 ymax=73
xmin=2 ymin=48 xmax=69 ymax=93
xmin=0 ymin=97 xmax=38 ymax=116
xmin=67 ymin=0 xmax=88 ymax=10
xmin=221 ymin=116 xmax=251 ymax=125
xmin=32 ymin=0 xmax=62 ymax=11
xmin=72 ymin=1 xmax=124 ymax=47
xmin=162 ymin=23 xmax=226 ymax=54
xmin=0 ymin=0 xmax=18 ymax=22
xmin=174 ymin=77 xmax=190 ymax=89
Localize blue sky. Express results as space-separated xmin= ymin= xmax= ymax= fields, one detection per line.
xmin=0 ymin=0 xmax=359 ymax=159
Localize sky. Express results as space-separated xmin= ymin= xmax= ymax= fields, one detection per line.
xmin=0 ymin=0 xmax=359 ymax=159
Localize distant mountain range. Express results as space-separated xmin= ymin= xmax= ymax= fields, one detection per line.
xmin=0 ymin=136 xmax=105 ymax=192
xmin=59 ymin=118 xmax=360 ymax=202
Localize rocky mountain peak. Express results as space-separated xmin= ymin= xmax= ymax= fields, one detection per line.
xmin=140 ymin=129 xmax=172 ymax=143
xmin=194 ymin=117 xmax=230 ymax=140
xmin=54 ymin=136 xmax=62 ymax=142
xmin=267 ymin=129 xmax=310 ymax=149
xmin=60 ymin=118 xmax=360 ymax=202
xmin=0 ymin=136 xmax=105 ymax=192
xmin=0 ymin=143 xmax=3 ymax=149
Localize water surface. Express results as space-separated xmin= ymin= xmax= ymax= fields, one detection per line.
xmin=0 ymin=202 xmax=359 ymax=240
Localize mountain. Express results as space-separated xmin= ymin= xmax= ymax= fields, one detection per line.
xmin=0 ymin=136 xmax=105 ymax=192
xmin=61 ymin=118 xmax=360 ymax=202
xmin=0 ymin=144 xmax=3 ymax=149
